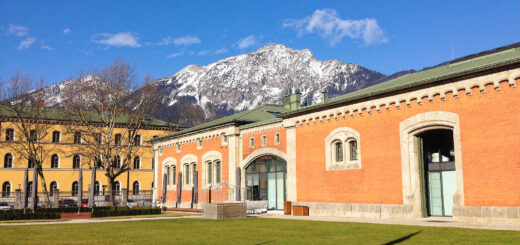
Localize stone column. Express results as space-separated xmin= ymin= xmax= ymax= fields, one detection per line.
xmin=285 ymin=124 xmax=297 ymax=202
xmin=52 ymin=189 xmax=59 ymax=208
xmin=14 ymin=189 xmax=22 ymax=209
xmin=122 ymin=188 xmax=128 ymax=206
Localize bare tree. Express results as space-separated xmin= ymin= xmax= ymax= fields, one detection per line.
xmin=63 ymin=58 xmax=161 ymax=206
xmin=0 ymin=71 xmax=57 ymax=207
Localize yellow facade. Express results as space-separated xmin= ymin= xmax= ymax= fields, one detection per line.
xmin=0 ymin=120 xmax=174 ymax=195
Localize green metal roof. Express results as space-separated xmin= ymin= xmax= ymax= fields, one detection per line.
xmin=152 ymin=104 xmax=289 ymax=142
xmin=0 ymin=105 xmax=175 ymax=128
xmin=281 ymin=43 xmax=520 ymax=118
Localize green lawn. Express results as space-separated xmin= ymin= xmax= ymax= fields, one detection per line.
xmin=0 ymin=218 xmax=518 ymax=244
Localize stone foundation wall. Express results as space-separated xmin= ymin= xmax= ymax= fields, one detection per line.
xmin=453 ymin=206 xmax=520 ymax=224
xmin=203 ymin=203 xmax=246 ymax=219
xmin=294 ymin=202 xmax=413 ymax=219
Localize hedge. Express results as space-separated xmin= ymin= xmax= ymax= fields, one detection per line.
xmin=0 ymin=210 xmax=61 ymax=220
xmin=34 ymin=207 xmax=91 ymax=213
xmin=91 ymin=208 xmax=161 ymax=218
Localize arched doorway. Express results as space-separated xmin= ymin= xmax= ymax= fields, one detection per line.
xmin=245 ymin=155 xmax=286 ymax=210
xmin=418 ymin=129 xmax=456 ymax=217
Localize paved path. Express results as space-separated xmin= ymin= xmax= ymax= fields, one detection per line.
xmin=257 ymin=213 xmax=520 ymax=231
xmin=0 ymin=214 xmax=202 ymax=226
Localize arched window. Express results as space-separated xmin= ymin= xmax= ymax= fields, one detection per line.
xmin=334 ymin=141 xmax=343 ymax=162
xmin=133 ymin=156 xmax=140 ymax=169
xmin=94 ymin=181 xmax=100 ymax=195
xmin=132 ymin=181 xmax=140 ymax=195
xmin=27 ymin=181 xmax=33 ymax=196
xmin=325 ymin=127 xmax=361 ymax=171
xmin=2 ymin=182 xmax=11 ymax=197
xmin=51 ymin=154 xmax=59 ymax=168
xmin=348 ymin=140 xmax=358 ymax=160
xmin=114 ymin=181 xmax=121 ymax=195
xmin=4 ymin=153 xmax=13 ymax=168
xmin=73 ymin=155 xmax=81 ymax=169
xmin=52 ymin=131 xmax=61 ymax=143
xmin=49 ymin=181 xmax=58 ymax=196
xmin=5 ymin=128 xmax=14 ymax=141
xmin=215 ymin=160 xmax=221 ymax=184
xmin=72 ymin=181 xmax=79 ymax=196
xmin=171 ymin=166 xmax=176 ymax=185
xmin=113 ymin=156 xmax=121 ymax=168
xmin=206 ymin=161 xmax=213 ymax=185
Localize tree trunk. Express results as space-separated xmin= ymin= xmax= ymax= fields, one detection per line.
xmin=107 ymin=177 xmax=116 ymax=207
xmin=37 ymin=169 xmax=50 ymax=208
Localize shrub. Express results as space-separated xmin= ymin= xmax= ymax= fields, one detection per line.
xmin=90 ymin=208 xmax=161 ymax=218
xmin=0 ymin=210 xmax=61 ymax=220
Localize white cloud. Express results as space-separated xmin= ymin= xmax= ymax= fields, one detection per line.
xmin=93 ymin=32 xmax=141 ymax=48
xmin=283 ymin=9 xmax=387 ymax=46
xmin=17 ymin=37 xmax=36 ymax=50
xmin=63 ymin=28 xmax=71 ymax=34
xmin=236 ymin=35 xmax=257 ymax=49
xmin=41 ymin=43 xmax=53 ymax=50
xmin=6 ymin=24 xmax=28 ymax=36
xmin=157 ymin=36 xmax=174 ymax=46
xmin=214 ymin=47 xmax=228 ymax=54
xmin=197 ymin=50 xmax=210 ymax=56
xmin=167 ymin=51 xmax=184 ymax=58
xmin=173 ymin=35 xmax=201 ymax=46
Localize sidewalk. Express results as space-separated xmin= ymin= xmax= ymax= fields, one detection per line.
xmin=0 ymin=213 xmax=202 ymax=226
xmin=257 ymin=213 xmax=520 ymax=231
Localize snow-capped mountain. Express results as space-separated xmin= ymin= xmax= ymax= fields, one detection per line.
xmin=150 ymin=44 xmax=386 ymax=125
xmin=22 ymin=44 xmax=393 ymax=126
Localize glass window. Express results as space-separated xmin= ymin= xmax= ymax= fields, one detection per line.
xmin=275 ymin=133 xmax=280 ymax=144
xmin=114 ymin=181 xmax=121 ymax=195
xmin=73 ymin=131 xmax=82 ymax=144
xmin=134 ymin=135 xmax=141 ymax=146
xmin=250 ymin=138 xmax=254 ymax=148
xmin=184 ymin=165 xmax=190 ymax=185
xmin=4 ymin=154 xmax=13 ymax=168
xmin=94 ymin=181 xmax=100 ymax=195
xmin=72 ymin=181 xmax=79 ymax=196
xmin=192 ymin=163 xmax=197 ymax=184
xmin=221 ymin=134 xmax=227 ymax=144
xmin=349 ymin=140 xmax=358 ymax=160
xmin=133 ymin=156 xmax=140 ymax=169
xmin=73 ymin=155 xmax=81 ymax=169
xmin=30 ymin=130 xmax=38 ymax=142
xmin=197 ymin=139 xmax=202 ymax=148
xmin=172 ymin=166 xmax=176 ymax=185
xmin=2 ymin=182 xmax=11 ymax=197
xmin=113 ymin=156 xmax=121 ymax=168
xmin=28 ymin=159 xmax=35 ymax=168
xmin=52 ymin=131 xmax=60 ymax=143
xmin=262 ymin=135 xmax=267 ymax=146
xmin=335 ymin=141 xmax=343 ymax=162
xmin=216 ymin=161 xmax=221 ymax=184
xmin=95 ymin=133 xmax=103 ymax=144
xmin=5 ymin=129 xmax=14 ymax=141
xmin=49 ymin=181 xmax=58 ymax=196
xmin=207 ymin=162 xmax=213 ymax=184
xmin=132 ymin=181 xmax=139 ymax=195
xmin=51 ymin=154 xmax=59 ymax=168
xmin=176 ymin=143 xmax=181 ymax=152
xmin=114 ymin=134 xmax=122 ymax=145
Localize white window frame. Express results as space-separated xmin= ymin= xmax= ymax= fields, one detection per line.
xmin=52 ymin=131 xmax=61 ymax=143
xmin=221 ymin=133 xmax=228 ymax=146
xmin=274 ymin=133 xmax=280 ymax=145
xmin=196 ymin=138 xmax=202 ymax=149
xmin=249 ymin=137 xmax=255 ymax=148
xmin=50 ymin=154 xmax=60 ymax=168
xmin=5 ymin=128 xmax=15 ymax=141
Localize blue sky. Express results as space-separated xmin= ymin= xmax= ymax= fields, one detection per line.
xmin=1 ymin=0 xmax=519 ymax=86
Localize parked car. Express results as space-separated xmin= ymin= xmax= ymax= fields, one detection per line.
xmin=58 ymin=199 xmax=77 ymax=207
xmin=127 ymin=200 xmax=138 ymax=209
xmin=0 ymin=202 xmax=12 ymax=211
xmin=81 ymin=199 xmax=88 ymax=207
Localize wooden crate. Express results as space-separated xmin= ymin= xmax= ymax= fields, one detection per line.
xmin=284 ymin=201 xmax=292 ymax=215
xmin=292 ymin=205 xmax=309 ymax=216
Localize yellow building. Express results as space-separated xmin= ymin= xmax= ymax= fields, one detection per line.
xmin=0 ymin=106 xmax=176 ymax=201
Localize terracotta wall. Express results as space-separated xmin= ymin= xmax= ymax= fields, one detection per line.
xmin=157 ymin=136 xmax=229 ymax=203
xmin=295 ymin=80 xmax=520 ymax=207
xmin=242 ymin=128 xmax=287 ymax=160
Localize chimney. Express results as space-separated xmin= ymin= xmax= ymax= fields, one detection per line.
xmin=283 ymin=89 xmax=302 ymax=110
xmin=37 ymin=99 xmax=45 ymax=107
xmin=320 ymin=88 xmax=326 ymax=103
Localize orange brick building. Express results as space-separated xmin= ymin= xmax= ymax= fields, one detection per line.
xmin=152 ymin=43 xmax=520 ymax=223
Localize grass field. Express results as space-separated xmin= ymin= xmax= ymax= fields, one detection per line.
xmin=0 ymin=217 xmax=519 ymax=244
